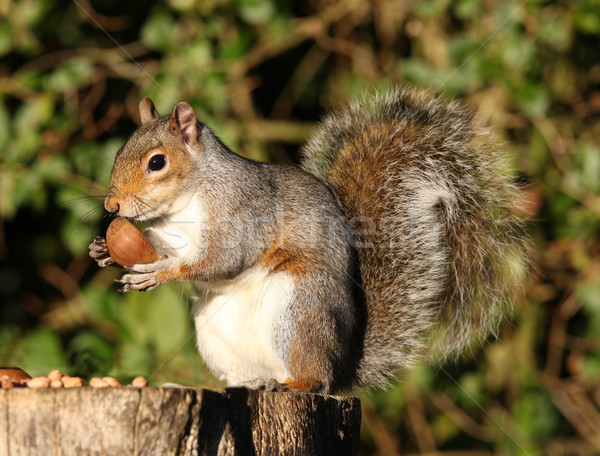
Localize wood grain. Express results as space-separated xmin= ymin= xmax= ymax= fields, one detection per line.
xmin=0 ymin=387 xmax=361 ymax=455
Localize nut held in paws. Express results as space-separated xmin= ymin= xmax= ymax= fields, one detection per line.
xmin=106 ymin=218 xmax=160 ymax=268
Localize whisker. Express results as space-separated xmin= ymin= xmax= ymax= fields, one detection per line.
xmin=62 ymin=204 xmax=107 ymax=246
xmin=134 ymin=196 xmax=163 ymax=222
xmin=102 ymin=211 xmax=118 ymax=224
xmin=78 ymin=205 xmax=106 ymax=223
xmin=60 ymin=195 xmax=106 ymax=209
xmin=133 ymin=197 xmax=145 ymax=220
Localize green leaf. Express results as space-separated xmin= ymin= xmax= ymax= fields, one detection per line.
xmin=36 ymin=155 xmax=68 ymax=182
xmin=574 ymin=141 xmax=600 ymax=193
xmin=11 ymin=328 xmax=69 ymax=377
xmin=577 ymin=278 xmax=600 ymax=337
xmin=141 ymin=10 xmax=176 ymax=50
xmin=400 ymin=58 xmax=474 ymax=95
xmin=183 ymin=40 xmax=213 ymax=71
xmin=0 ymin=102 xmax=11 ymax=151
xmin=12 ymin=169 xmax=45 ymax=213
xmin=81 ymin=283 xmax=123 ymax=324
xmin=122 ymin=284 xmax=193 ymax=358
xmin=0 ymin=169 xmax=16 ymax=219
xmin=456 ymin=371 xmax=485 ymax=408
xmin=0 ymin=22 xmax=13 ymax=57
xmin=118 ymin=339 xmax=155 ymax=376
xmin=582 ymin=354 xmax=600 ymax=381
xmin=0 ymin=325 xmax=20 ymax=362
xmin=57 ymin=185 xmax=103 ymax=223
xmin=414 ymin=0 xmax=451 ymax=18
xmin=46 ymin=58 xmax=94 ymax=92
xmin=168 ymin=0 xmax=196 ymax=13
xmin=573 ymin=0 xmax=600 ymax=34
xmin=406 ymin=364 xmax=435 ymax=392
xmin=60 ymin=211 xmax=98 ymax=255
xmin=513 ymin=390 xmax=560 ymax=438
xmin=68 ymin=331 xmax=115 ymax=376
xmin=237 ymin=0 xmax=275 ymax=25
xmin=14 ymin=96 xmax=54 ymax=135
xmin=71 ymin=138 xmax=122 ymax=186
xmin=452 ymin=0 xmax=480 ymax=20
xmin=512 ymin=83 xmax=550 ymax=117
xmin=539 ymin=16 xmax=572 ymax=52
xmin=401 ymin=58 xmax=439 ymax=86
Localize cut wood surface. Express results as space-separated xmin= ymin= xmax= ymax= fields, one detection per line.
xmin=0 ymin=387 xmax=361 ymax=455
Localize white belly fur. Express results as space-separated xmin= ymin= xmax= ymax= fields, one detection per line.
xmin=193 ymin=267 xmax=294 ymax=387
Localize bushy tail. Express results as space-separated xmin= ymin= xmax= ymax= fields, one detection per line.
xmin=301 ymin=88 xmax=528 ymax=388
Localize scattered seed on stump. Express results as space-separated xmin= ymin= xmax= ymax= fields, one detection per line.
xmin=48 ymin=369 xmax=63 ymax=382
xmin=0 ymin=368 xmax=150 ymax=388
xmin=132 ymin=376 xmax=148 ymax=388
xmin=62 ymin=376 xmax=85 ymax=388
xmin=103 ymin=376 xmax=121 ymax=387
xmin=27 ymin=377 xmax=50 ymax=388
xmin=89 ymin=377 xmax=109 ymax=388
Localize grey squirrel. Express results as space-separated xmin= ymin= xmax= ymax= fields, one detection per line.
xmin=89 ymin=87 xmax=527 ymax=393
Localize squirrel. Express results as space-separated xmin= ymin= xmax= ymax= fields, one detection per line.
xmin=89 ymin=87 xmax=527 ymax=393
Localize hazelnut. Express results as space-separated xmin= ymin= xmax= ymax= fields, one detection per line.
xmin=103 ymin=376 xmax=121 ymax=387
xmin=27 ymin=376 xmax=50 ymax=388
xmin=106 ymin=218 xmax=160 ymax=268
xmin=89 ymin=377 xmax=109 ymax=388
xmin=0 ymin=367 xmax=31 ymax=382
xmin=62 ymin=376 xmax=85 ymax=388
xmin=132 ymin=376 xmax=148 ymax=388
xmin=48 ymin=369 xmax=63 ymax=382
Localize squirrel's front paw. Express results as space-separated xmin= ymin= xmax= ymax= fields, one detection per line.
xmin=88 ymin=236 xmax=114 ymax=267
xmin=116 ymin=271 xmax=160 ymax=292
xmin=115 ymin=260 xmax=167 ymax=292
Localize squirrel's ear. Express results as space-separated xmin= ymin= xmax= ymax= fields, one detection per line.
xmin=139 ymin=97 xmax=160 ymax=124
xmin=169 ymin=102 xmax=198 ymax=148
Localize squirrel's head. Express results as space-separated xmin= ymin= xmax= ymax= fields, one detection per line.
xmin=105 ymin=97 xmax=206 ymax=221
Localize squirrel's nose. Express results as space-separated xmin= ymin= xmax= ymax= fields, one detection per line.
xmin=105 ymin=192 xmax=120 ymax=213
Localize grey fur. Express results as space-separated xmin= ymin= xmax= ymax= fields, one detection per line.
xmin=301 ymin=87 xmax=528 ymax=388
xmin=96 ymin=88 xmax=527 ymax=393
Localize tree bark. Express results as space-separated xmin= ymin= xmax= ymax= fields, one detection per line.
xmin=0 ymin=387 xmax=361 ymax=455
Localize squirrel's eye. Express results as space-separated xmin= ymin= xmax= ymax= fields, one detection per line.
xmin=148 ymin=154 xmax=166 ymax=172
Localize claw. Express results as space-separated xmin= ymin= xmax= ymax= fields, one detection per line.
xmin=116 ymin=271 xmax=159 ymax=292
xmin=112 ymin=257 xmax=169 ymax=292
xmin=98 ymin=257 xmax=115 ymax=267
xmin=239 ymin=378 xmax=287 ymax=392
xmin=89 ymin=236 xmax=114 ymax=267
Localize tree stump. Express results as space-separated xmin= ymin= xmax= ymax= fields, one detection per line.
xmin=0 ymin=387 xmax=361 ymax=455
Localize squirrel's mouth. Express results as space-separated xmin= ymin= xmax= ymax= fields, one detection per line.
xmin=105 ymin=194 xmax=165 ymax=223
xmin=128 ymin=212 xmax=166 ymax=224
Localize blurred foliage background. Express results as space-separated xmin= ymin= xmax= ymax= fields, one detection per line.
xmin=0 ymin=0 xmax=599 ymax=454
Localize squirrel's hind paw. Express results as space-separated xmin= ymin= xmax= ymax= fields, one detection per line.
xmin=238 ymin=378 xmax=324 ymax=393
xmin=239 ymin=378 xmax=289 ymax=392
